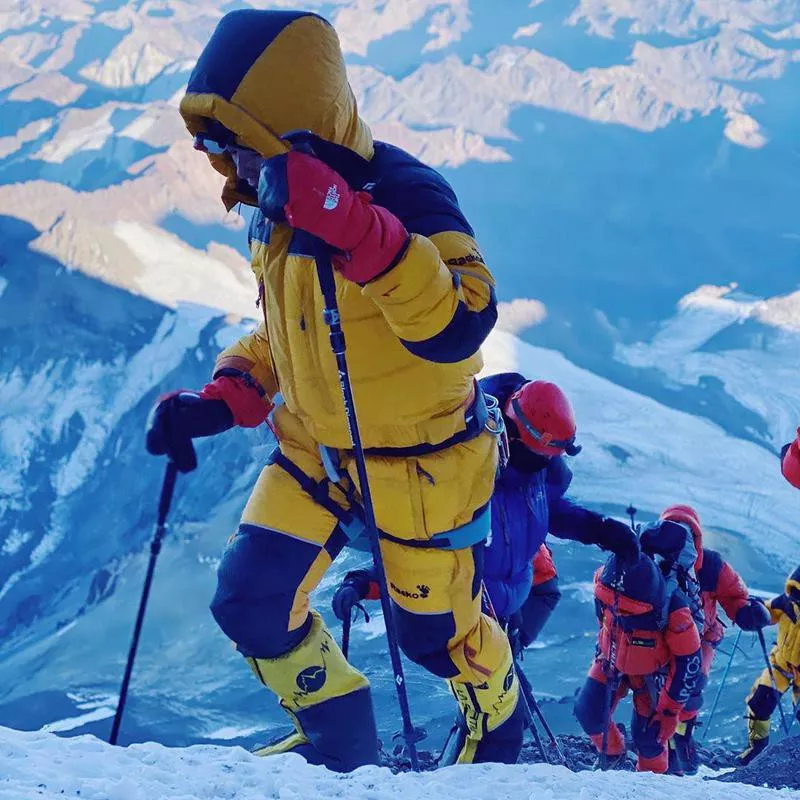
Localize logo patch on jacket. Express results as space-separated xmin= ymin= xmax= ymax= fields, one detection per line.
xmin=390 ymin=582 xmax=430 ymax=600
xmin=446 ymin=249 xmax=484 ymax=267
xmin=296 ymin=665 xmax=327 ymax=693
xmin=323 ymin=183 xmax=340 ymax=210
xmin=631 ymin=637 xmax=656 ymax=648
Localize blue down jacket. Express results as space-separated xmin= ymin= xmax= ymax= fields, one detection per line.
xmin=481 ymin=372 xmax=609 ymax=618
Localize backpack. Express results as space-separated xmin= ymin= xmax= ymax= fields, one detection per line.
xmin=594 ymin=553 xmax=672 ymax=676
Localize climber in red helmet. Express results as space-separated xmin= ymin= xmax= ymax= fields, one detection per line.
xmin=332 ymin=372 xmax=640 ymax=764
xmin=639 ymin=504 xmax=770 ymax=774
xmin=782 ymin=429 xmax=800 ymax=489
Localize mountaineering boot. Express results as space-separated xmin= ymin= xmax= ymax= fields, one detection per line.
xmin=666 ymin=739 xmax=684 ymax=776
xmin=247 ymin=611 xmax=379 ymax=772
xmin=445 ymin=648 xmax=524 ymax=764
xmin=736 ymin=717 xmax=770 ymax=766
xmin=593 ymin=751 xmax=631 ymax=771
xmin=589 ymin=722 xmax=627 ymax=770
xmin=437 ymin=714 xmax=467 ymax=767
xmin=672 ymin=719 xmax=699 ymax=775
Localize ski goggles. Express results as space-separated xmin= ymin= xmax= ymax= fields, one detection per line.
xmin=193 ymin=133 xmax=229 ymax=155
xmin=510 ymin=397 xmax=582 ymax=456
xmin=192 ymin=120 xmax=239 ymax=155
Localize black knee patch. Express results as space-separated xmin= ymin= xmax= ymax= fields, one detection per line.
xmin=631 ymin=711 xmax=662 ymax=758
xmin=748 ymin=684 xmax=779 ymax=719
xmin=210 ymin=524 xmax=319 ymax=658
xmin=393 ymin=603 xmax=459 ymax=678
xmin=574 ymin=677 xmax=608 ymax=735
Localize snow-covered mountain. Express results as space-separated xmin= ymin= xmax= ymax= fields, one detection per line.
xmin=1 ymin=0 xmax=798 ymax=759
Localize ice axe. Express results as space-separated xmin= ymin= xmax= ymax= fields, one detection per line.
xmin=340 ymin=601 xmax=369 ymax=661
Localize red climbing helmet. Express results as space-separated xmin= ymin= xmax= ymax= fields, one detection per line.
xmin=782 ymin=430 xmax=800 ymax=489
xmin=660 ymin=504 xmax=704 ymax=570
xmin=505 ymin=380 xmax=580 ymax=457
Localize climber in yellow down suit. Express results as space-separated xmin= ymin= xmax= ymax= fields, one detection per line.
xmin=145 ymin=8 xmax=522 ymax=771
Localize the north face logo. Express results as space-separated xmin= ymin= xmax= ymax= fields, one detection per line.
xmin=323 ymin=183 xmax=340 ymax=210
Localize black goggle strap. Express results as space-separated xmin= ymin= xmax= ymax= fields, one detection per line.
xmin=193 ymin=134 xmax=227 ymax=154
xmin=510 ymin=397 xmax=581 ymax=456
xmin=193 ymin=120 xmax=239 ymax=155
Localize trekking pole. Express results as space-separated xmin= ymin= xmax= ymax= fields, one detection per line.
xmin=312 ymin=240 xmax=421 ymax=771
xmin=787 ymin=696 xmax=799 ymax=736
xmin=341 ymin=608 xmax=352 ymax=661
xmin=756 ymin=628 xmax=790 ymax=735
xmin=109 ymin=460 xmax=178 ymax=745
xmin=600 ymin=590 xmax=622 ymax=770
xmin=516 ymin=658 xmax=567 ymax=764
xmin=480 ymin=583 xmax=563 ymax=764
xmin=522 ymin=688 xmax=548 ymax=763
xmin=479 ymin=583 xmax=544 ymax=760
xmin=702 ymin=627 xmax=742 ymax=742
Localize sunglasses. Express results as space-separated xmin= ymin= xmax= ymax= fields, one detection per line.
xmin=510 ymin=397 xmax=582 ymax=456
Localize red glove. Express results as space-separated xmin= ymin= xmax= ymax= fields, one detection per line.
xmin=258 ymin=151 xmax=409 ymax=284
xmin=781 ymin=429 xmax=800 ymax=489
xmin=652 ymin=694 xmax=682 ymax=744
xmin=200 ymin=374 xmax=271 ymax=428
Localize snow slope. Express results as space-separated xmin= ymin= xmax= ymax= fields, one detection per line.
xmin=483 ymin=329 xmax=799 ymax=567
xmin=0 ymin=725 xmax=788 ymax=800
xmin=0 ymin=249 xmax=796 ymax=752
xmin=1 ymin=0 xmax=798 ymax=321
xmin=616 ymin=285 xmax=800 ymax=446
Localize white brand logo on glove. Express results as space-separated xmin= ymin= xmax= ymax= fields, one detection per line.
xmin=323 ymin=184 xmax=340 ymax=210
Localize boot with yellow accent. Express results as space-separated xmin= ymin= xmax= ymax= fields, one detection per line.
xmin=736 ymin=717 xmax=770 ymax=766
xmin=672 ymin=719 xmax=699 ymax=775
xmin=247 ymin=611 xmax=379 ymax=772
xmin=440 ymin=649 xmax=524 ymax=765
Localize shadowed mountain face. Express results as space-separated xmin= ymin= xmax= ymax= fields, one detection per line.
xmin=0 ymin=0 xmax=798 ymax=755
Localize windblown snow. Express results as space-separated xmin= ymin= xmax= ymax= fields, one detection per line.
xmin=0 ymin=725 xmax=788 ymax=800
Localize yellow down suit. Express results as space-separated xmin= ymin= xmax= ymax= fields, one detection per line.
xmin=179 ymin=9 xmax=519 ymax=770
xmin=742 ymin=567 xmax=800 ymax=756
